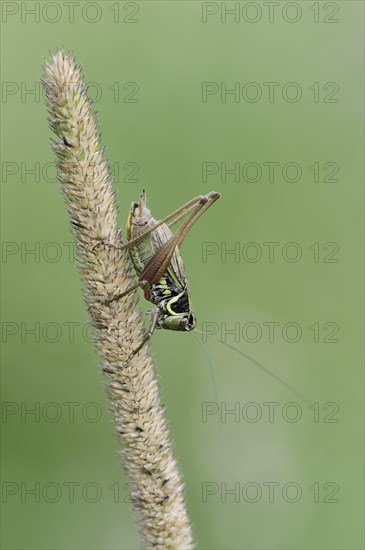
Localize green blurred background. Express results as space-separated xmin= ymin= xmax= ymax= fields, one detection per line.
xmin=1 ymin=1 xmax=364 ymax=548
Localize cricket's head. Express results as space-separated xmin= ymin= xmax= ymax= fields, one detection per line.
xmin=159 ymin=312 xmax=196 ymax=332
xmin=128 ymin=190 xmax=152 ymax=229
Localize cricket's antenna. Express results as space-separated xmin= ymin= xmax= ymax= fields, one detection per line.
xmin=194 ymin=329 xmax=311 ymax=404
xmin=191 ymin=332 xmax=220 ymax=405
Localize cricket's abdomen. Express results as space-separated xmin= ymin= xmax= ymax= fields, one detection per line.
xmin=151 ymin=274 xmax=190 ymax=315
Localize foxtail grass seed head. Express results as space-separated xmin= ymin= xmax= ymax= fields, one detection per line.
xmin=43 ymin=50 xmax=194 ymax=549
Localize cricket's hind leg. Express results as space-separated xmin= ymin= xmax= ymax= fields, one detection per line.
xmin=103 ymin=279 xmax=149 ymax=304
xmin=92 ymin=192 xmax=219 ymax=255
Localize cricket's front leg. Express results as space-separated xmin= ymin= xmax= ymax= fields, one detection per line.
xmin=121 ymin=307 xmax=160 ymax=367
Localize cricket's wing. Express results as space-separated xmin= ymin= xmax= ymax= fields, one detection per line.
xmin=152 ymin=223 xmax=186 ymax=287
xmin=149 ymin=191 xmax=220 ymax=286
xmin=141 ymin=223 xmax=186 ymax=287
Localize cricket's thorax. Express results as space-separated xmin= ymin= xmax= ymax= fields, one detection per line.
xmin=126 ymin=205 xmax=158 ymax=276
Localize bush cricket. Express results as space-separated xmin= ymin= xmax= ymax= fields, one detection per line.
xmin=98 ymin=190 xmax=309 ymax=402
xmin=105 ymin=190 xmax=220 ymax=366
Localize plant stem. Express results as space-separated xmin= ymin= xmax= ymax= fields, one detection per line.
xmin=43 ymin=50 xmax=194 ymax=549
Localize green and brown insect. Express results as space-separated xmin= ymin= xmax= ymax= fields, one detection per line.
xmin=108 ymin=191 xmax=220 ymax=365
xmin=98 ymin=191 xmax=309 ymax=402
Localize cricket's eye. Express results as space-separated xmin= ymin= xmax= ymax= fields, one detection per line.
xmin=180 ymin=313 xmax=196 ymax=330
